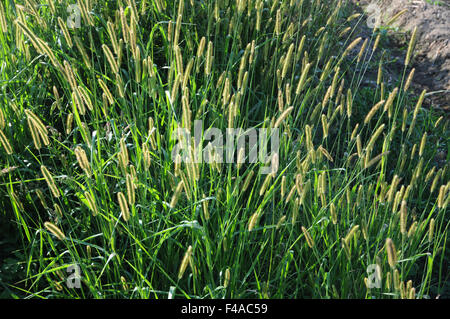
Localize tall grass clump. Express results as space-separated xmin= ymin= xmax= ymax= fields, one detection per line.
xmin=0 ymin=0 xmax=448 ymax=298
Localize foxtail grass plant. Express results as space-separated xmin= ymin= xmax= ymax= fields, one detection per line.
xmin=0 ymin=0 xmax=447 ymax=299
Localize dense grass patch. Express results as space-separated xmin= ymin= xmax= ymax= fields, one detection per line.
xmin=0 ymin=0 xmax=448 ymax=298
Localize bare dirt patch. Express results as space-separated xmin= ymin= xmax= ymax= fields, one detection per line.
xmin=352 ymin=0 xmax=450 ymax=110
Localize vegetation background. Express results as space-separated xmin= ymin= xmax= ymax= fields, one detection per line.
xmin=0 ymin=0 xmax=448 ymax=298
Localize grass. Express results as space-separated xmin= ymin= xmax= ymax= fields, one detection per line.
xmin=0 ymin=0 xmax=448 ymax=299
xmin=425 ymin=0 xmax=448 ymax=7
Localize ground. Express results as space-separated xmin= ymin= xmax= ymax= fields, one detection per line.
xmin=352 ymin=0 xmax=450 ymax=109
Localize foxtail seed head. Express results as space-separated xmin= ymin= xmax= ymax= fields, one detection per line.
xmin=357 ymin=38 xmax=368 ymax=63
xmin=271 ymin=153 xmax=279 ymax=175
xmin=285 ymin=184 xmax=296 ymax=204
xmin=237 ymin=147 xmax=245 ymax=170
xmin=41 ymin=165 xmax=59 ymax=198
xmin=364 ymin=100 xmax=385 ymax=124
xmin=413 ymin=90 xmax=426 ymax=120
xmin=142 ymin=143 xmax=151 ymax=170
xmin=281 ymin=176 xmax=287 ymax=200
xmin=400 ymin=200 xmax=407 ymax=235
xmin=399 ymin=281 xmax=406 ymax=299
xmin=373 ymin=34 xmax=381 ymax=53
xmin=377 ymin=60 xmax=383 ymax=85
xmin=259 ymin=173 xmax=274 ymax=196
xmin=202 ymin=195 xmax=210 ymax=220
xmin=44 ymin=221 xmax=65 ymax=240
xmin=25 ymin=110 xmax=50 ymax=146
xmin=384 ymin=87 xmax=398 ymax=118
xmin=365 ymin=151 xmax=389 ymax=169
xmin=0 ymin=108 xmax=4 ymax=130
xmin=126 ymin=174 xmax=135 ymax=206
xmin=170 ymin=181 xmax=184 ymax=208
xmin=356 ymin=135 xmax=362 ymax=158
xmin=330 ymin=202 xmax=337 ymax=225
xmin=119 ymin=137 xmax=129 ymax=170
xmin=178 ymin=245 xmax=193 ymax=280
xmin=401 ymin=109 xmax=408 ymax=132
xmin=78 ymin=86 xmax=93 ymax=112
xmin=346 ymin=89 xmax=353 ymax=117
xmin=386 ymin=238 xmax=397 ymax=268
xmin=301 ymin=226 xmax=315 ymax=248
xmin=344 ymin=225 xmax=360 ymax=245
xmin=224 ymin=268 xmax=231 ymax=288
xmin=339 ymin=27 xmax=351 ymax=38
xmin=36 ymin=189 xmax=47 ymax=209
xmin=205 ymin=41 xmax=213 ymax=75
xmin=117 ymin=191 xmax=130 ymax=222
xmin=295 ymin=63 xmax=311 ymax=95
xmin=0 ymin=2 xmax=7 ymax=33
xmin=405 ymin=26 xmax=418 ymax=66
xmin=57 ymin=17 xmax=72 ymax=48
xmin=407 ymin=221 xmax=418 ymax=239
xmin=387 ymin=9 xmax=408 ymax=26
xmin=366 ymin=124 xmax=385 ymax=154
xmin=248 ymin=212 xmax=260 ymax=232
xmin=318 ymin=145 xmax=333 ymax=163
xmin=0 ymin=129 xmax=13 ymax=155
xmin=240 ymin=169 xmax=254 ymax=192
xmin=197 ymin=36 xmax=206 ymax=59
xmin=53 ymin=203 xmax=63 ymax=219
xmin=344 ymin=37 xmax=362 ymax=56
xmin=437 ymin=185 xmax=446 ymax=209
xmin=428 ymin=218 xmax=435 ymax=242
xmin=430 ymin=169 xmax=441 ymax=193
xmin=419 ymin=132 xmax=427 ymax=157
xmin=434 ymin=116 xmax=443 ymax=128
xmin=282 ymin=43 xmax=295 ymax=79
xmin=86 ymin=245 xmax=92 ymax=259
xmin=351 ymin=123 xmax=359 ymax=141
xmin=106 ymin=21 xmax=119 ymax=54
xmin=346 ymin=13 xmax=361 ymax=22
xmin=276 ymin=215 xmax=286 ymax=230
xmin=409 ymin=287 xmax=416 ymax=299
xmin=404 ymin=68 xmax=415 ymax=92
xmin=74 ymin=36 xmax=92 ymax=69
xmin=74 ymin=146 xmax=91 ymax=177
xmin=174 ymin=14 xmax=182 ymax=47
xmin=321 ymin=114 xmax=328 ymax=139
xmin=274 ymin=9 xmax=281 ymax=35
xmin=84 ymin=191 xmax=99 ymax=216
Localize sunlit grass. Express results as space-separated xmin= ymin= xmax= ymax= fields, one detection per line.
xmin=0 ymin=0 xmax=448 ymax=299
